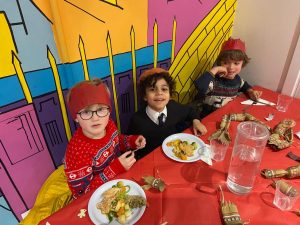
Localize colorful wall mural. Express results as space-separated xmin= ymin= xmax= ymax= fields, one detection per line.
xmin=0 ymin=0 xmax=237 ymax=224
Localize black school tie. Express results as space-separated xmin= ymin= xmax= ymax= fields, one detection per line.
xmin=158 ymin=113 xmax=165 ymax=126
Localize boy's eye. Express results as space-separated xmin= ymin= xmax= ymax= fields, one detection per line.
xmin=162 ymin=88 xmax=169 ymax=92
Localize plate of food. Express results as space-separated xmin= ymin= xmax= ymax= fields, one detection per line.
xmin=88 ymin=179 xmax=147 ymax=225
xmin=162 ymin=133 xmax=206 ymax=162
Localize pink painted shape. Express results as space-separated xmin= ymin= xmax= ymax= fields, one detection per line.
xmin=0 ymin=104 xmax=55 ymax=219
xmin=148 ymin=0 xmax=220 ymax=53
xmin=0 ymin=161 xmax=27 ymax=220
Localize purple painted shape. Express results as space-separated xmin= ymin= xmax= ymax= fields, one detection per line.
xmin=148 ymin=0 xmax=220 ymax=53
xmin=0 ymin=104 xmax=55 ymax=219
xmin=114 ymin=71 xmax=135 ymax=133
xmin=0 ymin=100 xmax=27 ymax=114
xmin=33 ymin=92 xmax=71 ymax=166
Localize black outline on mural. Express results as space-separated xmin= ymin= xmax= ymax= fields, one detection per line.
xmin=3 ymin=111 xmax=44 ymax=165
xmin=63 ymin=0 xmax=106 ymax=23
xmin=0 ymin=188 xmax=19 ymax=222
xmin=29 ymin=0 xmax=53 ymax=24
xmin=0 ymin=159 xmax=29 ymax=216
xmin=11 ymin=0 xmax=28 ymax=35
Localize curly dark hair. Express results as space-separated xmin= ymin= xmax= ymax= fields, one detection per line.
xmin=139 ymin=71 xmax=176 ymax=98
xmin=216 ymin=50 xmax=250 ymax=67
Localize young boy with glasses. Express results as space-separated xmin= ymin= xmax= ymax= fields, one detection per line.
xmin=64 ymin=78 xmax=146 ymax=198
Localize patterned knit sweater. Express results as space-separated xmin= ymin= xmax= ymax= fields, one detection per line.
xmin=195 ymin=71 xmax=252 ymax=118
xmin=64 ymin=119 xmax=138 ymax=198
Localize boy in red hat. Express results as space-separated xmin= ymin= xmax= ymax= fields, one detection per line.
xmin=64 ymin=78 xmax=146 ymax=198
xmin=194 ymin=37 xmax=262 ymax=118
xmin=128 ymin=68 xmax=207 ymax=159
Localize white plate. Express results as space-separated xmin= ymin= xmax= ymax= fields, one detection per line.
xmin=162 ymin=133 xmax=206 ymax=163
xmin=88 ymin=179 xmax=146 ymax=225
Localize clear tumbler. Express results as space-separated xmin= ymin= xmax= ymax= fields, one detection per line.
xmin=226 ymin=121 xmax=270 ymax=195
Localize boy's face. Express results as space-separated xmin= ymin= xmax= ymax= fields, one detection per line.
xmin=144 ymin=78 xmax=170 ymax=112
xmin=75 ymin=103 xmax=110 ymax=139
xmin=220 ymin=59 xmax=243 ymax=79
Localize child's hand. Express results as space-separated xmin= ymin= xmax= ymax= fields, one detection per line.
xmin=210 ymin=66 xmax=227 ymax=77
xmin=135 ymin=135 xmax=146 ymax=149
xmin=118 ymin=151 xmax=136 ymax=171
xmin=192 ymin=119 xmax=207 ymax=136
xmin=247 ymin=89 xmax=262 ymax=101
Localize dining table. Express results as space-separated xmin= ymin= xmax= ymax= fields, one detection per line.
xmin=38 ymin=86 xmax=300 ymax=225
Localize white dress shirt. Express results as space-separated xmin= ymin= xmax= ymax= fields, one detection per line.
xmin=145 ymin=106 xmax=167 ymax=125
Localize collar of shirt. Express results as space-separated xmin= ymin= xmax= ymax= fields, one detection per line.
xmin=146 ymin=106 xmax=167 ymax=125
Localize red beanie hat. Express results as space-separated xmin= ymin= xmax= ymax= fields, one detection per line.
xmin=221 ymin=38 xmax=246 ymax=53
xmin=67 ymin=81 xmax=111 ymax=120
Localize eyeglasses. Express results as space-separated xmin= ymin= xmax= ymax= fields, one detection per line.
xmin=77 ymin=107 xmax=110 ymax=120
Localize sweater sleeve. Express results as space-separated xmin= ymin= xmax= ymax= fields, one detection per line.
xmin=194 ymin=71 xmax=214 ymax=95
xmin=118 ymin=134 xmax=140 ymax=152
xmin=239 ymin=77 xmax=252 ymax=93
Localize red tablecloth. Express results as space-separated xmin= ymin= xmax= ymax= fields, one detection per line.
xmin=39 ymin=86 xmax=300 ymax=225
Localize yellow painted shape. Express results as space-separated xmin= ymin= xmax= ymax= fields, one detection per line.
xmin=130 ymin=26 xmax=138 ymax=112
xmin=171 ymin=17 xmax=177 ymax=63
xmin=153 ymin=20 xmax=158 ymax=68
xmin=0 ymin=13 xmax=17 ymax=77
xmin=33 ymin=0 xmax=148 ymax=62
xmin=12 ymin=51 xmax=33 ymax=104
xmin=47 ymin=48 xmax=72 ymax=141
xmin=106 ymin=32 xmax=121 ymax=131
xmin=176 ymin=53 xmax=198 ymax=103
xmin=103 ymin=0 xmax=117 ymax=5
xmin=187 ymin=31 xmax=207 ymax=57
xmin=49 ymin=0 xmax=70 ymax=62
xmin=78 ymin=36 xmax=90 ymax=80
xmin=169 ymin=0 xmax=237 ymax=103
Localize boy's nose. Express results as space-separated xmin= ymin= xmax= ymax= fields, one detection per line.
xmin=155 ymin=89 xmax=163 ymax=94
xmin=228 ymin=63 xmax=234 ymax=69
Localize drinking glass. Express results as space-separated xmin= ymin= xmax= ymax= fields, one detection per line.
xmin=276 ymin=94 xmax=292 ymax=112
xmin=210 ymin=139 xmax=228 ymax=162
xmin=273 ymin=180 xmax=299 ymax=211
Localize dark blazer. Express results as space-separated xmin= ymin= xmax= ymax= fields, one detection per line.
xmin=127 ymin=100 xmax=200 ymax=159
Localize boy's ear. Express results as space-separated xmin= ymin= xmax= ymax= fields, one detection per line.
xmin=143 ymin=96 xmax=148 ymax=101
xmin=75 ymin=118 xmax=79 ymax=123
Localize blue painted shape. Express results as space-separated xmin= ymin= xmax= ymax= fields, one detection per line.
xmin=158 ymin=41 xmax=172 ymax=61
xmin=114 ymin=52 xmax=132 ymax=74
xmin=136 ymin=46 xmax=154 ymax=67
xmin=87 ymin=57 xmax=110 ymax=79
xmin=25 ymin=69 xmax=56 ymax=97
xmin=0 ymin=197 xmax=18 ymax=225
xmin=0 ymin=76 xmax=24 ymax=106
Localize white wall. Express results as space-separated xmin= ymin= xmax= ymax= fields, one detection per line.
xmin=232 ymin=0 xmax=300 ymax=96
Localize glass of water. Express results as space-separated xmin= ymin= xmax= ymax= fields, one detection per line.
xmin=273 ymin=180 xmax=299 ymax=211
